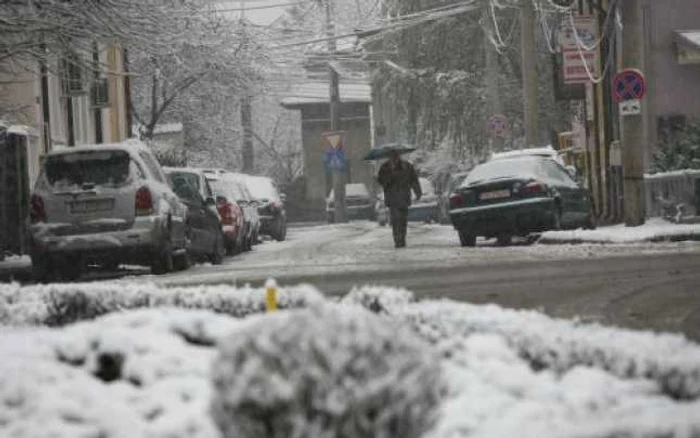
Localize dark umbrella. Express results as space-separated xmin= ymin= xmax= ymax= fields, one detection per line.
xmin=364 ymin=143 xmax=417 ymax=161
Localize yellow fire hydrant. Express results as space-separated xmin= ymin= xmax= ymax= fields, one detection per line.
xmin=265 ymin=279 xmax=278 ymax=312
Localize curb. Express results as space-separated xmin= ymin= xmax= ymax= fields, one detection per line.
xmin=538 ymin=233 xmax=700 ymax=245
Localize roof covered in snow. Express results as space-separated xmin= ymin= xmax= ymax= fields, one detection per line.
xmin=281 ymin=82 xmax=371 ymax=108
xmin=675 ymin=30 xmax=700 ymax=50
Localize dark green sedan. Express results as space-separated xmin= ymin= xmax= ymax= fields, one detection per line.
xmin=448 ymin=155 xmax=595 ymax=246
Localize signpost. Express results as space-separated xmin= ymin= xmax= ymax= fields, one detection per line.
xmin=612 ymin=68 xmax=646 ymax=116
xmin=322 ymin=131 xmax=347 ymax=172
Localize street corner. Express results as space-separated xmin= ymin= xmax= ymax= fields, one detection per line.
xmin=538 ymin=218 xmax=700 ymax=245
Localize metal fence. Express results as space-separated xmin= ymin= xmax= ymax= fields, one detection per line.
xmin=644 ymin=170 xmax=700 ymax=218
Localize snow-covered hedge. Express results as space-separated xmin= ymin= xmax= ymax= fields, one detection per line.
xmin=340 ymin=285 xmax=415 ymax=314
xmin=0 ymin=308 xmax=234 ymax=438
xmin=211 ymin=304 xmax=443 ymax=438
xmin=4 ymin=284 xmax=700 ymax=438
xmin=391 ymin=300 xmax=700 ymax=400
xmin=0 ymin=282 xmax=324 ymax=326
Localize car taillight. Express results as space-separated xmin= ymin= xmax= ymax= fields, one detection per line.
xmin=523 ymin=182 xmax=547 ymax=195
xmin=30 ymin=194 xmax=46 ymax=223
xmin=449 ymin=192 xmax=465 ymax=210
xmin=218 ymin=203 xmax=234 ymax=225
xmin=135 ymin=186 xmax=154 ymax=216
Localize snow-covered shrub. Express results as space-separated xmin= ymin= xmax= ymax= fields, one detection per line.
xmin=428 ymin=333 xmax=700 ymax=438
xmin=340 ymin=285 xmax=415 ymax=314
xmin=211 ymin=304 xmax=443 ymax=438
xmin=0 ymin=282 xmax=324 ymax=326
xmin=396 ymin=300 xmax=700 ymax=400
xmin=0 ymin=309 xmax=232 ymax=438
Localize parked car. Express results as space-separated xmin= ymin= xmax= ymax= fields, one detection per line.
xmin=438 ymin=171 xmax=469 ymax=224
xmin=375 ymin=178 xmax=438 ymax=225
xmin=241 ymin=175 xmax=287 ymax=241
xmin=408 ymin=177 xmax=439 ymax=223
xmin=326 ymin=183 xmax=375 ymax=222
xmin=163 ymin=168 xmax=226 ymax=266
xmin=203 ymin=174 xmax=246 ymax=255
xmin=204 ymin=171 xmax=261 ymax=251
xmin=28 ymin=141 xmax=189 ymax=281
xmin=449 ymin=155 xmax=595 ymax=247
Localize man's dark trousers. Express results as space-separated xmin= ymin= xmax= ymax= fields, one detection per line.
xmin=390 ymin=207 xmax=408 ymax=247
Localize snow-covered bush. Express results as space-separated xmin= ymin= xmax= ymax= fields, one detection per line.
xmin=211 ymin=304 xmax=443 ymax=438
xmin=0 ymin=308 xmax=234 ymax=438
xmin=428 ymin=333 xmax=700 ymax=438
xmin=395 ymin=299 xmax=700 ymax=399
xmin=340 ymin=285 xmax=415 ymax=314
xmin=0 ymin=282 xmax=324 ymax=326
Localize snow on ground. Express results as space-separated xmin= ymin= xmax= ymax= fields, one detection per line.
xmin=541 ymin=218 xmax=700 ymax=244
xmin=153 ymin=221 xmax=700 ymax=286
xmin=3 ymin=284 xmax=700 ymax=437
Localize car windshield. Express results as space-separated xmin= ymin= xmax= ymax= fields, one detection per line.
xmin=463 ymin=157 xmax=542 ymax=186
xmin=44 ymin=150 xmax=131 ymax=189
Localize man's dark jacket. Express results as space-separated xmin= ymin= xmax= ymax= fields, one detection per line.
xmin=377 ymin=159 xmax=422 ymax=209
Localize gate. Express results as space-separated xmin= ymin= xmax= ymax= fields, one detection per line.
xmin=0 ymin=125 xmax=32 ymax=258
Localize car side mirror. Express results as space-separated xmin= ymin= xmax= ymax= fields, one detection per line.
xmin=205 ymin=197 xmax=216 ymax=207
xmin=565 ymin=165 xmax=578 ymax=180
xmin=237 ymin=199 xmax=247 ymax=206
xmin=280 ymin=193 xmax=287 ymax=203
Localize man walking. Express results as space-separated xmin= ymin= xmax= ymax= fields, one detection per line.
xmin=377 ymin=150 xmax=422 ymax=248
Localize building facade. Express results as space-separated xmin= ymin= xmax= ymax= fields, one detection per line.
xmin=281 ymin=82 xmax=374 ymax=216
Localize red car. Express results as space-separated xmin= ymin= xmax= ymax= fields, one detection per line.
xmin=207 ymin=176 xmax=246 ymax=255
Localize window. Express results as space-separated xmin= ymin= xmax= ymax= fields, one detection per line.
xmin=44 ymin=150 xmax=131 ymax=189
xmin=139 ymin=151 xmax=165 ymax=183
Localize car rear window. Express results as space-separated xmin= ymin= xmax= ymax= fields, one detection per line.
xmin=44 ymin=150 xmax=131 ymax=189
xmin=210 ymin=178 xmax=247 ymax=202
xmin=166 ymin=171 xmax=200 ymax=192
xmin=462 ymin=157 xmax=542 ymax=186
xmin=244 ymin=177 xmax=280 ymax=202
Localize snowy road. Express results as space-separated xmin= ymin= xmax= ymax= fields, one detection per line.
xmin=149 ymin=222 xmax=700 ymax=340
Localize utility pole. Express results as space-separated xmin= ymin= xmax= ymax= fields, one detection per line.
xmin=240 ymin=0 xmax=255 ymax=174
xmin=520 ymin=0 xmax=538 ymax=148
xmin=620 ymin=0 xmax=645 ymax=226
xmin=241 ymin=95 xmax=254 ymax=173
xmin=484 ymin=0 xmax=504 ymax=154
xmin=324 ymin=0 xmax=346 ymax=223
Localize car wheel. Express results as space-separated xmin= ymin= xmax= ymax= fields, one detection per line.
xmin=174 ymin=251 xmax=191 ymax=271
xmin=152 ymin=239 xmax=174 ymax=275
xmin=496 ymin=234 xmax=512 ymax=246
xmin=584 ymin=214 xmax=597 ymax=230
xmin=458 ymin=229 xmax=476 ymax=247
xmin=210 ymin=232 xmax=226 ymax=265
xmin=378 ymin=220 xmax=387 ymax=227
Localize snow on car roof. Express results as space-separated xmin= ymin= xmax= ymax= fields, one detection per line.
xmin=490 ymin=146 xmax=564 ymax=164
xmin=43 ymin=138 xmax=151 ymax=156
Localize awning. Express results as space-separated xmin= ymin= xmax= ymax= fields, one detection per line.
xmin=674 ymin=30 xmax=700 ymax=65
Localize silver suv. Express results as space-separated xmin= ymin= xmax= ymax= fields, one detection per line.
xmin=28 ymin=140 xmax=188 ymax=281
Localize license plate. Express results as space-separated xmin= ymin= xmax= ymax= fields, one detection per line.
xmin=479 ymin=190 xmax=510 ymax=200
xmin=69 ymin=199 xmax=114 ymax=214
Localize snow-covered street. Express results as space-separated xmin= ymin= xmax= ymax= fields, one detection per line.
xmin=153 ymin=221 xmax=700 ymax=286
